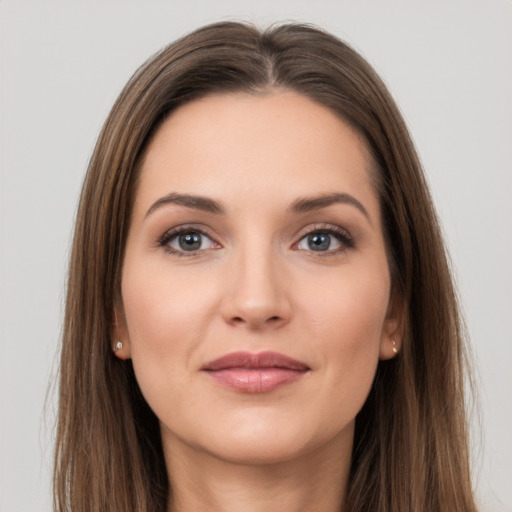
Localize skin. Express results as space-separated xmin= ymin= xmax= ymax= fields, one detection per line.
xmin=114 ymin=90 xmax=402 ymax=512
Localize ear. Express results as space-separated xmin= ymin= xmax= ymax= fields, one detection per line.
xmin=379 ymin=286 xmax=405 ymax=360
xmin=111 ymin=303 xmax=132 ymax=360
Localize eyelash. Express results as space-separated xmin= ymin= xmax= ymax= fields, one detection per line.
xmin=157 ymin=223 xmax=354 ymax=257
xmin=295 ymin=224 xmax=354 ymax=255
xmin=157 ymin=225 xmax=218 ymax=257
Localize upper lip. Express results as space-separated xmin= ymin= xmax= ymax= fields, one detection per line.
xmin=201 ymin=351 xmax=310 ymax=371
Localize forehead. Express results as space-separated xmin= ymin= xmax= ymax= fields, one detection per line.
xmin=136 ymin=90 xmax=378 ymax=215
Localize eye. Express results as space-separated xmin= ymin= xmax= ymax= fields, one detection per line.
xmin=295 ymin=226 xmax=353 ymax=254
xmin=159 ymin=227 xmax=220 ymax=255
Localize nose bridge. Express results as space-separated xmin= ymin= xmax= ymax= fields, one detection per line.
xmin=222 ymin=232 xmax=291 ymax=329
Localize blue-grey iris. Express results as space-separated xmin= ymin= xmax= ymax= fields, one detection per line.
xmin=308 ymin=233 xmax=330 ymax=251
xmin=179 ymin=232 xmax=202 ymax=251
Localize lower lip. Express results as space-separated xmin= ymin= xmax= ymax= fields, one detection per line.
xmin=204 ymin=368 xmax=306 ymax=393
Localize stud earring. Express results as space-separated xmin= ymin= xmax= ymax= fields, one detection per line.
xmin=113 ymin=341 xmax=123 ymax=352
xmin=391 ymin=339 xmax=398 ymax=354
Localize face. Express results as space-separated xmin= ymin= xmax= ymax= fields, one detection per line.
xmin=114 ymin=91 xmax=401 ymax=466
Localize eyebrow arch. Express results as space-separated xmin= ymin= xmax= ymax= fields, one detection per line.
xmin=145 ymin=193 xmax=225 ymax=218
xmin=145 ymin=191 xmax=370 ymax=222
xmin=289 ymin=192 xmax=371 ymax=222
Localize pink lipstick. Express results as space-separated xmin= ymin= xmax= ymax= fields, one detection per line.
xmin=201 ymin=351 xmax=310 ymax=393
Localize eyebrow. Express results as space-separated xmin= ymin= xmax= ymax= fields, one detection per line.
xmin=289 ymin=192 xmax=371 ymax=222
xmin=145 ymin=192 xmax=225 ymax=218
xmin=145 ymin=191 xmax=370 ymax=222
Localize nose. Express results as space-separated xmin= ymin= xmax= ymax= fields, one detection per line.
xmin=220 ymin=246 xmax=292 ymax=331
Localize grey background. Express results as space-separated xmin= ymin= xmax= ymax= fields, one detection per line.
xmin=0 ymin=1 xmax=511 ymax=511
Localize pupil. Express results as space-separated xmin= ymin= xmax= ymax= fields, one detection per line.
xmin=179 ymin=232 xmax=201 ymax=251
xmin=308 ymin=233 xmax=330 ymax=251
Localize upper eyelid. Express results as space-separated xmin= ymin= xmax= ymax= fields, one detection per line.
xmin=293 ymin=222 xmax=352 ymax=240
xmin=159 ymin=223 xmax=216 ymax=239
xmin=159 ymin=222 xmax=350 ymax=236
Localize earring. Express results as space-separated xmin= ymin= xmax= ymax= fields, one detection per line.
xmin=113 ymin=341 xmax=123 ymax=352
xmin=391 ymin=339 xmax=398 ymax=354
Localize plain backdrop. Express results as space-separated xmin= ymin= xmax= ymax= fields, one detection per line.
xmin=0 ymin=1 xmax=511 ymax=511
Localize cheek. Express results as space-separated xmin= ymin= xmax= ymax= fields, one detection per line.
xmin=301 ymin=259 xmax=390 ymax=345
xmin=122 ymin=259 xmax=217 ymax=347
xmin=120 ymin=260 xmax=220 ymax=400
xmin=298 ymin=263 xmax=390 ymax=412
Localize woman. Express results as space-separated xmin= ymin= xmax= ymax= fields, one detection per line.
xmin=54 ymin=21 xmax=478 ymax=511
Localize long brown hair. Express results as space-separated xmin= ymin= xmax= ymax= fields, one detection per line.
xmin=54 ymin=21 xmax=477 ymax=511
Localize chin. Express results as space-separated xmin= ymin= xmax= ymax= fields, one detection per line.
xmin=206 ymin=435 xmax=316 ymax=466
xmin=187 ymin=416 xmax=353 ymax=467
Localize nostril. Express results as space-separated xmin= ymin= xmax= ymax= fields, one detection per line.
xmin=229 ymin=315 xmax=283 ymax=326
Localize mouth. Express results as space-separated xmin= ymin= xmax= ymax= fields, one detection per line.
xmin=201 ymin=351 xmax=310 ymax=393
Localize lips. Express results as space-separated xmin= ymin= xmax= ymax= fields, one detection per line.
xmin=201 ymin=351 xmax=310 ymax=393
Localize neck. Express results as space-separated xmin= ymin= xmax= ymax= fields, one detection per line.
xmin=164 ymin=429 xmax=352 ymax=512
